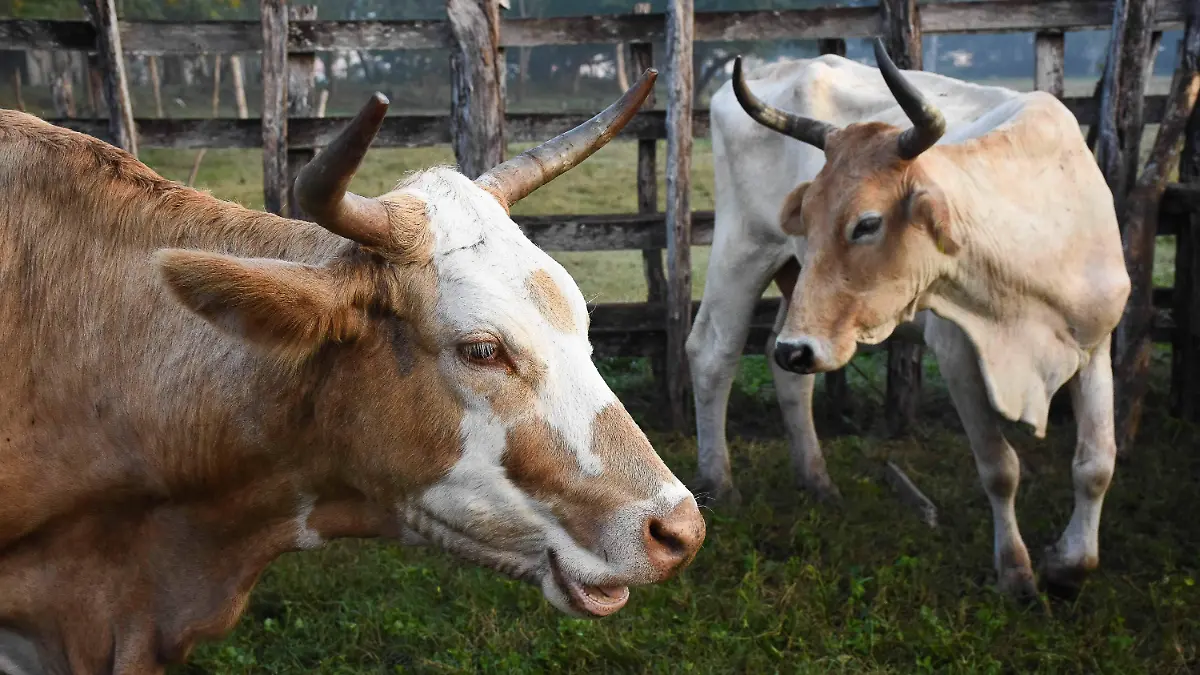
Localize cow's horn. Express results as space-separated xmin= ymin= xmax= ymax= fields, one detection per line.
xmin=871 ymin=38 xmax=946 ymax=160
xmin=731 ymin=55 xmax=839 ymax=150
xmin=475 ymin=68 xmax=658 ymax=209
xmin=294 ymin=92 xmax=392 ymax=248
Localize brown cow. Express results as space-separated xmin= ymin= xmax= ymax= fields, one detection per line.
xmin=0 ymin=70 xmax=704 ymax=674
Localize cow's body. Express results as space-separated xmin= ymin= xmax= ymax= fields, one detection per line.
xmin=692 ymin=50 xmax=1129 ymax=599
xmin=0 ymin=74 xmax=705 ymax=674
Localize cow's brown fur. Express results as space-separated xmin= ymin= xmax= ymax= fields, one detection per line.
xmin=0 ymin=112 xmax=463 ymax=671
xmin=526 ymin=269 xmax=578 ymax=334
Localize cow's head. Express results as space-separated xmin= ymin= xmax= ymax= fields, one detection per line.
xmin=733 ymin=39 xmax=957 ymax=373
xmin=154 ymin=70 xmax=704 ymax=618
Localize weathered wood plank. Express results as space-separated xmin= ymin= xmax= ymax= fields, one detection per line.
xmin=1035 ymin=30 xmax=1065 ymax=97
xmin=286 ymin=5 xmax=318 ymax=221
xmin=79 ymin=0 xmax=137 ymax=156
xmin=448 ymin=0 xmax=505 ymax=180
xmin=1 ymin=2 xmax=1186 ymax=54
xmin=665 ymin=0 xmax=694 ymax=432
xmin=260 ymin=0 xmax=287 ymax=216
xmin=882 ymin=0 xmax=926 ymax=439
xmin=631 ymin=28 xmax=669 ymax=396
xmin=587 ymin=298 xmax=1175 ymax=359
xmin=36 ymin=96 xmax=1161 ymax=151
xmin=512 ymin=211 xmax=713 ymax=251
xmin=1115 ymin=2 xmax=1199 ymax=455
xmin=1171 ymin=110 xmax=1200 ymax=421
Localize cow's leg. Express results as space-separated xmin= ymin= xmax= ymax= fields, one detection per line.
xmin=686 ymin=244 xmax=788 ymax=506
xmin=1040 ymin=337 xmax=1117 ymax=599
xmin=929 ymin=318 xmax=1036 ymax=601
xmin=766 ymin=283 xmax=838 ymax=502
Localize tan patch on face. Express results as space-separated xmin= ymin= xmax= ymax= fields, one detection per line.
xmin=501 ymin=401 xmax=672 ymax=552
xmin=504 ymin=418 xmax=620 ymax=550
xmin=589 ymin=402 xmax=674 ymax=490
xmin=526 ymin=269 xmax=577 ymax=334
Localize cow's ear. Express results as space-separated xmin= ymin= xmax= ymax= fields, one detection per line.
xmin=908 ymin=188 xmax=959 ymax=255
xmin=153 ymin=249 xmax=363 ymax=356
xmin=778 ymin=181 xmax=810 ymax=236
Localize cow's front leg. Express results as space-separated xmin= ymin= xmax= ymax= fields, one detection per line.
xmin=930 ymin=318 xmax=1036 ymax=601
xmin=686 ymin=242 xmax=790 ymax=507
xmin=1040 ymin=337 xmax=1117 ymax=600
xmin=768 ymin=292 xmax=839 ymax=503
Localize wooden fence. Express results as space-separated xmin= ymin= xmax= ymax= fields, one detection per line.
xmin=1 ymin=0 xmax=1196 ymax=436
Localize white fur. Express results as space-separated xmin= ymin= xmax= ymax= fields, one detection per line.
xmin=294 ymin=492 xmax=323 ymax=550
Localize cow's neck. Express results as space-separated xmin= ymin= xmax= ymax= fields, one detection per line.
xmin=0 ymin=187 xmax=406 ymax=672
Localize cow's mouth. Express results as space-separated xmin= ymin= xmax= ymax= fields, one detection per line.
xmin=547 ymin=549 xmax=629 ymax=617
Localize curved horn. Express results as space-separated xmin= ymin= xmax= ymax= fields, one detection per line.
xmin=294 ymin=93 xmax=392 ymax=247
xmin=871 ymin=38 xmax=946 ymax=160
xmin=475 ymin=68 xmax=658 ymax=208
xmin=731 ymin=55 xmax=839 ymax=150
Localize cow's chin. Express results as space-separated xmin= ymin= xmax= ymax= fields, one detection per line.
xmin=395 ymin=505 xmax=632 ymax=618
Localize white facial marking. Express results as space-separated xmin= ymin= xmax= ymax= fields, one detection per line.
xmin=294 ymin=492 xmax=323 ymax=550
xmin=382 ymin=168 xmax=689 ymax=612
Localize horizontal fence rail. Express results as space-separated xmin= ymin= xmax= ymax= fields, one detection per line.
xmin=586 ymin=296 xmax=1176 ymax=358
xmin=37 ymin=93 xmax=1170 ymax=150
xmin=0 ymin=1 xmax=1187 ymax=54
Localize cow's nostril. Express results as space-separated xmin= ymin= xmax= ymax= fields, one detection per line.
xmin=774 ymin=341 xmax=816 ymax=373
xmin=787 ymin=343 xmax=815 ymax=372
xmin=648 ymin=518 xmax=686 ymax=556
xmin=642 ymin=499 xmax=705 ymax=578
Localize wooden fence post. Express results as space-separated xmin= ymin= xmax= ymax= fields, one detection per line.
xmin=1115 ymin=8 xmax=1199 ymax=453
xmin=49 ymin=51 xmax=75 ymax=118
xmin=229 ymin=54 xmax=249 ymax=120
xmin=12 ymin=68 xmax=24 ymax=112
xmin=1173 ymin=99 xmax=1200 ymax=422
xmin=79 ymin=0 xmax=137 ymax=156
xmin=1035 ymin=30 xmax=1065 ymax=98
xmin=287 ymin=5 xmax=318 ymax=221
xmin=448 ymin=0 xmax=505 ymax=180
xmin=818 ymin=38 xmax=851 ymax=426
xmin=665 ymin=0 xmax=694 ymax=432
xmin=261 ymin=0 xmax=288 ymax=216
xmin=881 ymin=0 xmax=924 ymax=437
xmin=148 ymin=54 xmax=163 ymax=117
xmin=630 ymin=3 xmax=667 ymax=397
xmin=1095 ymin=0 xmax=1159 ymax=217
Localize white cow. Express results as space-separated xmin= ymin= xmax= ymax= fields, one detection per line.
xmin=688 ymin=39 xmax=1130 ymax=600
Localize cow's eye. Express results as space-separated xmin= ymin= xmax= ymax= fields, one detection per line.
xmin=850 ymin=215 xmax=884 ymax=242
xmin=460 ymin=340 xmax=501 ymax=365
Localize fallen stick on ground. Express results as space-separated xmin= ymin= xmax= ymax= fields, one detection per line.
xmin=884 ymin=460 xmax=938 ymax=528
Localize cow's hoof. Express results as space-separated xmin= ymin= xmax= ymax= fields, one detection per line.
xmin=799 ymin=475 xmax=843 ymax=506
xmin=998 ymin=567 xmax=1041 ymax=607
xmin=689 ymin=477 xmax=740 ymax=509
xmin=1039 ymin=549 xmax=1094 ymax=602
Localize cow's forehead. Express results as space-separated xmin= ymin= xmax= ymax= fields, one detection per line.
xmin=389 ymin=168 xmax=589 ymax=339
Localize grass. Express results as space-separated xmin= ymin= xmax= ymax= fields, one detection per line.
xmin=131 ymin=140 xmax=1200 ymax=674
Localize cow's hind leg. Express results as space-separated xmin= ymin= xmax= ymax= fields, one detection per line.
xmin=930 ymin=319 xmax=1037 ymax=601
xmin=1040 ymin=337 xmax=1117 ymax=600
xmin=766 ymin=277 xmax=838 ymax=502
xmin=686 ymin=242 xmax=788 ymax=506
